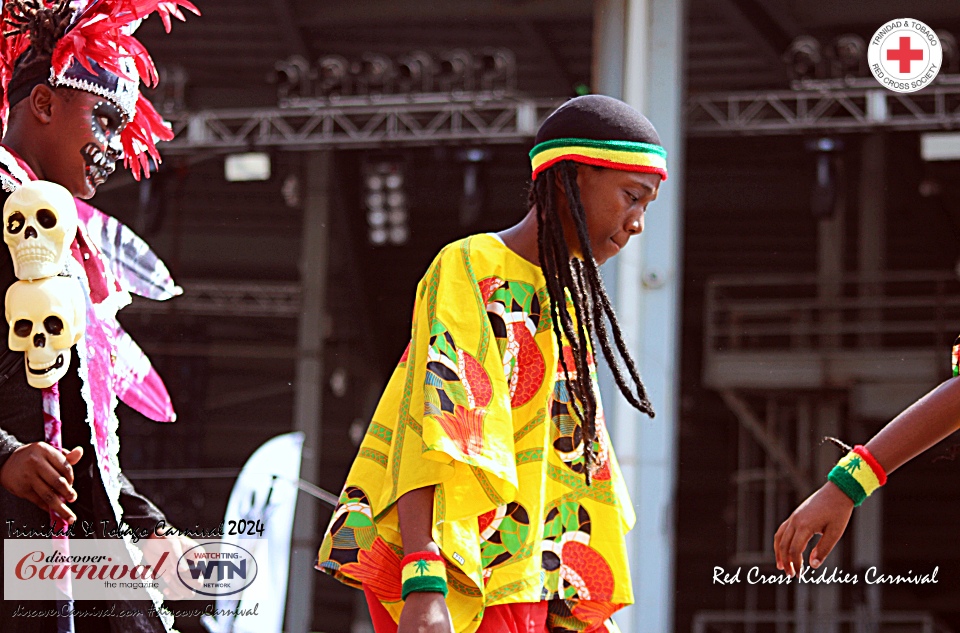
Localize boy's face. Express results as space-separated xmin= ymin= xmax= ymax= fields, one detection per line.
xmin=558 ymin=167 xmax=661 ymax=265
xmin=44 ymin=88 xmax=126 ymax=199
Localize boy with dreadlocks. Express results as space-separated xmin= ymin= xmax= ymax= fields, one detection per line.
xmin=317 ymin=95 xmax=666 ymax=633
xmin=0 ymin=1 xmax=198 ymax=632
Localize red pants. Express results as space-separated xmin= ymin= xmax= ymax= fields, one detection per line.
xmin=364 ymin=587 xmax=549 ymax=633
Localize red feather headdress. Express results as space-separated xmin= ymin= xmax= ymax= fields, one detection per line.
xmin=1 ymin=0 xmax=199 ymax=179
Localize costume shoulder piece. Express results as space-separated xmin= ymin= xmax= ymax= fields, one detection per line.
xmin=0 ymin=144 xmax=29 ymax=192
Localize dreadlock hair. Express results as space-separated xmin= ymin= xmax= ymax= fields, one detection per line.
xmin=3 ymin=0 xmax=72 ymax=109
xmin=530 ymin=159 xmax=655 ymax=486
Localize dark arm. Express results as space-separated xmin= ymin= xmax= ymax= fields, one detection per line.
xmin=0 ymin=426 xmax=24 ymax=472
xmin=117 ymin=472 xmax=167 ymax=531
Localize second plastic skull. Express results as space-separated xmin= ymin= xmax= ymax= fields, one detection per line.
xmin=5 ymin=277 xmax=86 ymax=388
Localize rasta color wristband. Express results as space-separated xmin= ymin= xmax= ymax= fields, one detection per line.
xmin=827 ymin=445 xmax=888 ymax=507
xmin=400 ymin=551 xmax=448 ymax=600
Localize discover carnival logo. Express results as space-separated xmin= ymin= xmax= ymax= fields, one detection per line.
xmin=4 ymin=538 xmax=264 ymax=601
xmin=868 ymin=18 xmax=942 ymax=93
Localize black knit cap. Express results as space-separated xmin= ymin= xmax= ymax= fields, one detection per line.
xmin=3 ymin=0 xmax=73 ymax=110
xmin=6 ymin=50 xmax=51 ymax=109
xmin=534 ymin=94 xmax=662 ymax=146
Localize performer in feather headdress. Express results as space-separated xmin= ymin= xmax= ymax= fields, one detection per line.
xmin=0 ymin=1 xmax=198 ymax=631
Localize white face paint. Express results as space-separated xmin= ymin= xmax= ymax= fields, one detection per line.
xmin=3 ymin=181 xmax=79 ymax=281
xmin=5 ymin=277 xmax=86 ymax=389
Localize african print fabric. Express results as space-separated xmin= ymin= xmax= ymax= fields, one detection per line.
xmin=317 ymin=234 xmax=635 ymax=633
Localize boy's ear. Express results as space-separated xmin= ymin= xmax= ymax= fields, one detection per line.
xmin=28 ymin=84 xmax=55 ymax=124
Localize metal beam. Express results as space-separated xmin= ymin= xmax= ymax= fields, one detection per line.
xmin=516 ymin=20 xmax=575 ymax=93
xmin=591 ymin=0 xmax=625 ymax=98
xmin=154 ymin=79 xmax=960 ymax=156
xmin=692 ymin=610 xmax=940 ymax=631
xmin=285 ymin=151 xmax=331 ymax=633
xmin=729 ymin=0 xmax=795 ymax=52
xmin=687 ymin=79 xmax=960 ymax=136
xmin=706 ymin=0 xmax=792 ymax=81
xmin=720 ymin=390 xmax=813 ymax=494
xmin=611 ymin=0 xmax=683 ymax=631
xmin=269 ymin=0 xmax=309 ymax=59
xmin=138 ymin=343 xmax=296 ymax=359
xmin=204 ymin=381 xmax=295 ymax=411
xmin=300 ymin=0 xmax=592 ymax=25
xmin=128 ymin=281 xmax=301 ymax=318
xmin=858 ymin=134 xmax=885 ymax=349
xmin=162 ymin=94 xmax=559 ymax=152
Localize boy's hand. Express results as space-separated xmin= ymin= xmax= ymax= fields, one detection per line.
xmin=398 ymin=592 xmax=454 ymax=633
xmin=774 ymin=482 xmax=854 ymax=577
xmin=0 ymin=443 xmax=82 ymax=524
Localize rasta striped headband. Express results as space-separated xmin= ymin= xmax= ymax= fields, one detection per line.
xmin=529 ymin=137 xmax=668 ymax=181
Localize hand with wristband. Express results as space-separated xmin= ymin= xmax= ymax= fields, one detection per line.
xmin=774 ymin=377 xmax=960 ymax=577
xmin=396 ymin=486 xmax=454 ymax=633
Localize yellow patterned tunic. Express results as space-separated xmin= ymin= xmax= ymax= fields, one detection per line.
xmin=317 ymin=234 xmax=635 ymax=632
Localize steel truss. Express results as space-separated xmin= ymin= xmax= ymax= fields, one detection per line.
xmin=687 ymin=78 xmax=960 ymax=136
xmin=163 ymin=93 xmax=561 ymax=152
xmin=128 ymin=281 xmax=301 ymax=318
xmin=159 ymin=81 xmax=960 ymax=152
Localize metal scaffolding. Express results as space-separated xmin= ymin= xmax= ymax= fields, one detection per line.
xmin=687 ymin=78 xmax=960 ymax=136
xmin=156 ymin=78 xmax=960 ymax=155
xmin=162 ymin=93 xmax=561 ymax=152
xmin=127 ymin=280 xmax=301 ymax=318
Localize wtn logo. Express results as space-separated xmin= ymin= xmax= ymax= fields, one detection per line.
xmin=186 ymin=559 xmax=248 ymax=581
xmin=176 ymin=542 xmax=259 ymax=597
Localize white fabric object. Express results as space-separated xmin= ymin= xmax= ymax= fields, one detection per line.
xmin=201 ymin=432 xmax=305 ymax=633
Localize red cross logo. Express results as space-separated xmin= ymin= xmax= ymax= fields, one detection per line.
xmin=887 ymin=36 xmax=924 ymax=73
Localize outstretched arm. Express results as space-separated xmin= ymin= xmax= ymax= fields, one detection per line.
xmin=397 ymin=486 xmax=454 ymax=633
xmin=775 ymin=377 xmax=960 ymax=576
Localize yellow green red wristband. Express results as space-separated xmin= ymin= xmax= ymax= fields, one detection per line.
xmin=400 ymin=551 xmax=448 ymax=599
xmin=827 ymin=445 xmax=887 ymax=507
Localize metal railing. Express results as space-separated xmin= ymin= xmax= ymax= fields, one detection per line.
xmin=126 ymin=280 xmax=303 ymax=318
xmin=705 ymin=271 xmax=960 ymax=355
xmin=692 ymin=610 xmax=950 ymax=633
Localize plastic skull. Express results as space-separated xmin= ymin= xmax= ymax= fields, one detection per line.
xmin=5 ymin=277 xmax=86 ymax=388
xmin=3 ymin=180 xmax=79 ymax=281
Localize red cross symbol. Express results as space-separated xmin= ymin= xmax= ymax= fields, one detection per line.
xmin=887 ymin=36 xmax=924 ymax=73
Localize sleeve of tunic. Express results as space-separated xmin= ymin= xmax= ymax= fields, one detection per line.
xmin=373 ymin=242 xmax=518 ymax=518
xmin=317 ymin=239 xmax=521 ymax=630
